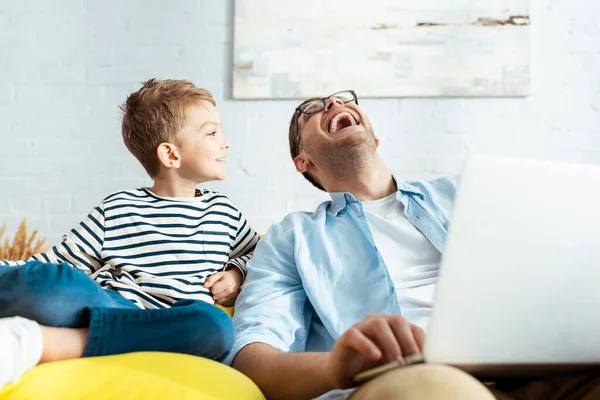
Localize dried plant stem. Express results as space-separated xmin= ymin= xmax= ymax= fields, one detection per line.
xmin=0 ymin=219 xmax=48 ymax=261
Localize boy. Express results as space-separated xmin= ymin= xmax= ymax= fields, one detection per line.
xmin=0 ymin=79 xmax=259 ymax=387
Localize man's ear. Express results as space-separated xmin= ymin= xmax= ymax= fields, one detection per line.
xmin=157 ymin=143 xmax=181 ymax=169
xmin=375 ymin=136 xmax=380 ymax=147
xmin=293 ymin=154 xmax=311 ymax=173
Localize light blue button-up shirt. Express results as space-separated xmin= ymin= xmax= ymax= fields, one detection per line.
xmin=226 ymin=176 xmax=457 ymax=365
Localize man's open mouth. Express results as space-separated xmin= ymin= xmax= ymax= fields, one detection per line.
xmin=216 ymin=157 xmax=226 ymax=163
xmin=328 ymin=111 xmax=359 ymax=134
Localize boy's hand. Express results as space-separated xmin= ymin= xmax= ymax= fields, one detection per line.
xmin=203 ymin=268 xmax=243 ymax=306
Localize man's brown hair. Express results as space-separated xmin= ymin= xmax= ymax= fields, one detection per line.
xmin=120 ymin=78 xmax=216 ymax=177
xmin=288 ymin=106 xmax=326 ymax=191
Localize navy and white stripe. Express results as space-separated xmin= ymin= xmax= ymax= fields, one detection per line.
xmin=0 ymin=188 xmax=259 ymax=309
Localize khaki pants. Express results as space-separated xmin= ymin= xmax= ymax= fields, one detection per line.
xmin=350 ymin=364 xmax=600 ymax=400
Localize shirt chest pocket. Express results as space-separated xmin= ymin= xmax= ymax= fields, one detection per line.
xmin=198 ymin=226 xmax=231 ymax=267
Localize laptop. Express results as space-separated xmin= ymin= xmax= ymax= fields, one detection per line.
xmin=355 ymin=153 xmax=600 ymax=383
xmin=425 ymin=153 xmax=600 ymax=377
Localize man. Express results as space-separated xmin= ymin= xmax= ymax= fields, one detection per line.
xmin=226 ymin=90 xmax=600 ymax=400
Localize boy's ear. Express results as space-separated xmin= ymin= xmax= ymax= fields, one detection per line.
xmin=293 ymin=154 xmax=311 ymax=174
xmin=156 ymin=143 xmax=181 ymax=169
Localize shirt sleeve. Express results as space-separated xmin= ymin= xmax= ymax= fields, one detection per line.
xmin=223 ymin=208 xmax=259 ymax=280
xmin=224 ymin=220 xmax=312 ymax=365
xmin=0 ymin=205 xmax=105 ymax=275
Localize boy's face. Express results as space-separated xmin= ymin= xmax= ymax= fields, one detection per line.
xmin=176 ymin=101 xmax=229 ymax=183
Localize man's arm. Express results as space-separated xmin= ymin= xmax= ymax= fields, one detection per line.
xmin=233 ymin=314 xmax=426 ymax=400
xmin=225 ymin=219 xmax=319 ymax=397
xmin=233 ymin=344 xmax=333 ymax=400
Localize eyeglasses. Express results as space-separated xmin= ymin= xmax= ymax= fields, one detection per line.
xmin=292 ymin=90 xmax=358 ymax=158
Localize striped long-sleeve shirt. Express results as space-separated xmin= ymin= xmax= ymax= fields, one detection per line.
xmin=0 ymin=188 xmax=259 ymax=309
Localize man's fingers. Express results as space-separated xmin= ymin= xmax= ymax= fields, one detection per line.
xmin=362 ymin=319 xmax=402 ymax=362
xmin=388 ymin=317 xmax=419 ymax=357
xmin=410 ymin=324 xmax=426 ymax=351
xmin=342 ymin=327 xmax=382 ymax=361
xmin=355 ymin=315 xmax=423 ymax=362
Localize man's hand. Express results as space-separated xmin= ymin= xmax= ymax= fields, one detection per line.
xmin=203 ymin=268 xmax=243 ymax=306
xmin=326 ymin=314 xmax=425 ymax=389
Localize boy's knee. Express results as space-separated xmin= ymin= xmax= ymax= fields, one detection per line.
xmin=1 ymin=261 xmax=55 ymax=294
xmin=351 ymin=364 xmax=494 ymax=400
xmin=1 ymin=261 xmax=89 ymax=295
xmin=0 ymin=261 xmax=98 ymax=325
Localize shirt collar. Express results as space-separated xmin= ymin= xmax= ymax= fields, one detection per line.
xmin=328 ymin=177 xmax=425 ymax=216
xmin=395 ymin=179 xmax=426 ymax=200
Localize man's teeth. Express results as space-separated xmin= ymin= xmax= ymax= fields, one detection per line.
xmin=329 ymin=112 xmax=357 ymax=133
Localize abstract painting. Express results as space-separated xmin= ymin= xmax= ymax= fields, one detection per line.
xmin=233 ymin=0 xmax=530 ymax=98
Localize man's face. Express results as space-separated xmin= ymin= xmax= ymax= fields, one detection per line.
xmin=295 ymin=95 xmax=378 ymax=177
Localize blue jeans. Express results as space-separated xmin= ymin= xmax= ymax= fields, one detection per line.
xmin=0 ymin=261 xmax=235 ymax=361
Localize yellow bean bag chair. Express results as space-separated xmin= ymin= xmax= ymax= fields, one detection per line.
xmin=0 ymin=307 xmax=265 ymax=400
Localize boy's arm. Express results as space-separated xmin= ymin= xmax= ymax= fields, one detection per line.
xmin=224 ymin=208 xmax=259 ymax=280
xmin=0 ymin=205 xmax=105 ymax=275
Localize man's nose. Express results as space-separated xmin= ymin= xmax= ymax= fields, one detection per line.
xmin=324 ymin=96 xmax=344 ymax=112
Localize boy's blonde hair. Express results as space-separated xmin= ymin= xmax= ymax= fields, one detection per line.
xmin=120 ymin=79 xmax=216 ymax=177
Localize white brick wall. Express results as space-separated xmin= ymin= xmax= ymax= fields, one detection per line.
xmin=0 ymin=0 xmax=599 ymax=243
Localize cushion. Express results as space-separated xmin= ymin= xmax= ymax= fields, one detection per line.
xmin=216 ymin=304 xmax=234 ymax=316
xmin=0 ymin=352 xmax=265 ymax=400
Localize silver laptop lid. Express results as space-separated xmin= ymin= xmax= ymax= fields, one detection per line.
xmin=424 ymin=154 xmax=600 ymax=369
